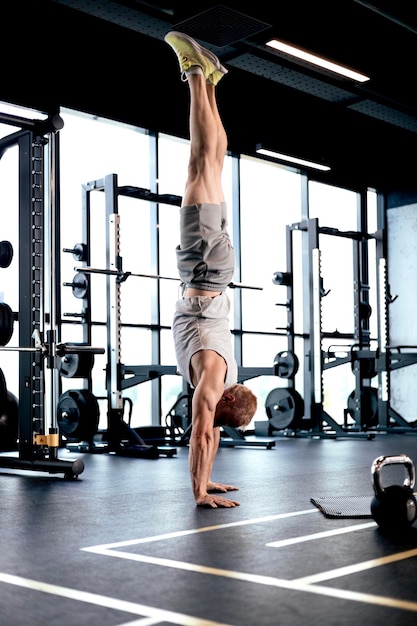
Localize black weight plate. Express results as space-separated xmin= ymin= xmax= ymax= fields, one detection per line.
xmin=57 ymin=389 xmax=99 ymax=442
xmin=71 ymin=272 xmax=89 ymax=299
xmin=57 ymin=350 xmax=95 ymax=378
xmin=265 ymin=387 xmax=304 ymax=430
xmin=274 ymin=350 xmax=299 ymax=378
xmin=0 ymin=240 xmax=13 ymax=268
xmin=347 ymin=387 xmax=378 ymax=427
xmin=78 ymin=389 xmax=100 ymax=440
xmin=0 ymin=367 xmax=8 ymax=415
xmin=0 ymin=302 xmax=14 ymax=346
xmin=0 ymin=391 xmax=18 ymax=450
xmin=57 ymin=390 xmax=88 ymax=440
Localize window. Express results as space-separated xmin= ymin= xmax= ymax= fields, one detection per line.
xmin=0 ymin=104 xmax=380 ymax=437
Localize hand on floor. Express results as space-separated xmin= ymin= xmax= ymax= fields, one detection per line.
xmin=207 ymin=481 xmax=239 ymax=493
xmin=196 ymin=493 xmax=240 ymax=508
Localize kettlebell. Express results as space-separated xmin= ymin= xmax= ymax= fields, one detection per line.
xmin=370 ymin=454 xmax=417 ymax=532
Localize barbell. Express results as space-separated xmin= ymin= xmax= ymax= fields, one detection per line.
xmin=71 ymin=266 xmax=263 ymax=290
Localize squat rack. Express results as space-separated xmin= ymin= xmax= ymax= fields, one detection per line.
xmin=63 ymin=172 xmax=276 ymax=452
xmin=0 ymin=109 xmax=96 ymax=477
xmin=271 ymin=209 xmax=417 ymax=438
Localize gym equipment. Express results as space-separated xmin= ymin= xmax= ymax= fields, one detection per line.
xmin=0 ymin=391 xmax=19 ymax=451
xmin=272 ymin=271 xmax=291 ymax=286
xmin=0 ymin=110 xmax=85 ymax=479
xmin=0 ymin=302 xmax=14 ymax=346
xmin=57 ymin=343 xmax=95 ymax=378
xmin=311 ymin=495 xmax=373 ymax=519
xmin=64 ymin=272 xmax=89 ymax=299
xmin=0 ymin=240 xmax=13 ymax=268
xmin=68 ymin=173 xmax=269 ymax=458
xmin=350 ymin=346 xmax=377 ymax=379
xmin=273 ymin=350 xmax=299 ymax=378
xmin=63 ymin=243 xmax=88 ymax=262
xmin=0 ymin=368 xmax=18 ymax=451
xmin=272 ymin=217 xmax=381 ymax=439
xmin=57 ymin=389 xmax=100 ymax=443
xmin=265 ymin=387 xmax=304 ymax=430
xmin=74 ymin=265 xmax=263 ymax=290
xmin=370 ymin=454 xmax=417 ymax=531
xmin=165 ymin=393 xmax=191 ymax=444
xmin=346 ymin=387 xmax=378 ymax=427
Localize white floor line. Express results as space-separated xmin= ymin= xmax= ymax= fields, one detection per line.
xmin=266 ymin=521 xmax=376 ymax=547
xmin=117 ymin=617 xmax=167 ymax=626
xmin=81 ymin=509 xmax=319 ymax=551
xmin=80 ymin=545 xmax=417 ymax=613
xmin=0 ymin=572 xmax=234 ymax=626
xmin=294 ymin=547 xmax=417 ymax=585
xmin=80 ymin=508 xmax=417 ymax=614
xmin=294 ymin=581 xmax=417 ymax=612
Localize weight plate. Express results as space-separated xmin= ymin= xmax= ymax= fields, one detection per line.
xmin=57 ymin=346 xmax=95 ymax=378
xmin=0 ymin=240 xmax=13 ymax=268
xmin=273 ymin=350 xmax=299 ymax=378
xmin=347 ymin=387 xmax=378 ymax=427
xmin=265 ymin=387 xmax=304 ymax=430
xmin=0 ymin=302 xmax=14 ymax=346
xmin=71 ymin=272 xmax=89 ymax=299
xmin=0 ymin=391 xmax=18 ymax=450
xmin=57 ymin=389 xmax=99 ymax=442
xmin=0 ymin=367 xmax=8 ymax=415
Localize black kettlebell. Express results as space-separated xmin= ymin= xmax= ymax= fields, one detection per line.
xmin=370 ymin=454 xmax=417 ymax=532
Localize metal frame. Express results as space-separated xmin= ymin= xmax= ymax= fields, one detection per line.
xmin=278 ymin=213 xmax=379 ymax=438
xmin=0 ymin=112 xmax=84 ymax=476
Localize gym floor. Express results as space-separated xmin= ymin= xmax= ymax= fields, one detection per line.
xmin=1 ymin=430 xmax=417 ymax=626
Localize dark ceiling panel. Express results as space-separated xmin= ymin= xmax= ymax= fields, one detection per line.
xmin=7 ymin=0 xmax=417 ymax=190
xmin=173 ymin=5 xmax=271 ymax=47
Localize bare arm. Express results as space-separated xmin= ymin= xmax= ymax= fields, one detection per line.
xmin=189 ymin=350 xmax=240 ymax=508
xmin=206 ymin=427 xmax=239 ymax=493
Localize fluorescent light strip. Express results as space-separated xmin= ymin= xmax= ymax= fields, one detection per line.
xmin=266 ymin=39 xmax=370 ymax=83
xmin=256 ymin=147 xmax=330 ymax=172
xmin=0 ymin=101 xmax=48 ymax=121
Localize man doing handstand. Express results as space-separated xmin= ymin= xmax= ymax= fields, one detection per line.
xmin=165 ymin=31 xmax=257 ymax=508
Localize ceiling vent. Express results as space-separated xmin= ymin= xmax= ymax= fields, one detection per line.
xmin=173 ymin=5 xmax=271 ymax=47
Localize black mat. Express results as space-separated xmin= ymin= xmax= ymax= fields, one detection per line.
xmin=311 ymin=495 xmax=373 ymax=518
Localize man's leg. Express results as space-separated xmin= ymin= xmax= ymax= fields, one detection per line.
xmin=181 ymin=74 xmax=226 ymax=206
xmin=164 ymin=32 xmax=227 ymax=206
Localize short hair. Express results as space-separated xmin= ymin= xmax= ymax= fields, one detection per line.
xmin=225 ymin=383 xmax=257 ymax=430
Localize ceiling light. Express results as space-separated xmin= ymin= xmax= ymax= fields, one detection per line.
xmin=266 ymin=39 xmax=370 ymax=83
xmin=0 ymin=101 xmax=48 ymax=122
xmin=256 ymin=145 xmax=331 ymax=172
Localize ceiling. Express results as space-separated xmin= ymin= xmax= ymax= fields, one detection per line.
xmin=5 ymin=1 xmax=417 ymax=192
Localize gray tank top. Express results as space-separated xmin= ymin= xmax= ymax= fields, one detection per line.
xmin=172 ymin=291 xmax=237 ymax=389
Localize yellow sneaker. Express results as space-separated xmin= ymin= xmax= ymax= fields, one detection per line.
xmin=165 ymin=31 xmax=223 ymax=82
xmin=208 ymin=64 xmax=228 ymax=86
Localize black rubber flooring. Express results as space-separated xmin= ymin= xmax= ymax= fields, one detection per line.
xmin=1 ymin=431 xmax=417 ymax=625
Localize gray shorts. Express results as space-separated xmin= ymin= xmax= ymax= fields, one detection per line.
xmin=176 ymin=202 xmax=235 ymax=292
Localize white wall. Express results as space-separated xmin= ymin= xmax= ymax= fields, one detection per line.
xmin=388 ymin=204 xmax=417 ymax=423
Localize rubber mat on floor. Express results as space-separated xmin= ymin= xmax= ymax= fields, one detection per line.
xmin=311 ymin=495 xmax=373 ymax=518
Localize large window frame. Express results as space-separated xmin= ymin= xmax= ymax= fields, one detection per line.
xmin=0 ymin=105 xmax=379 ymax=434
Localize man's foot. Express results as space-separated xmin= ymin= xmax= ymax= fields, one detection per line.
xmin=165 ymin=31 xmax=227 ymax=84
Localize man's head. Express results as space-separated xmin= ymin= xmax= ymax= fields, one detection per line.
xmin=214 ymin=383 xmax=257 ymax=430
